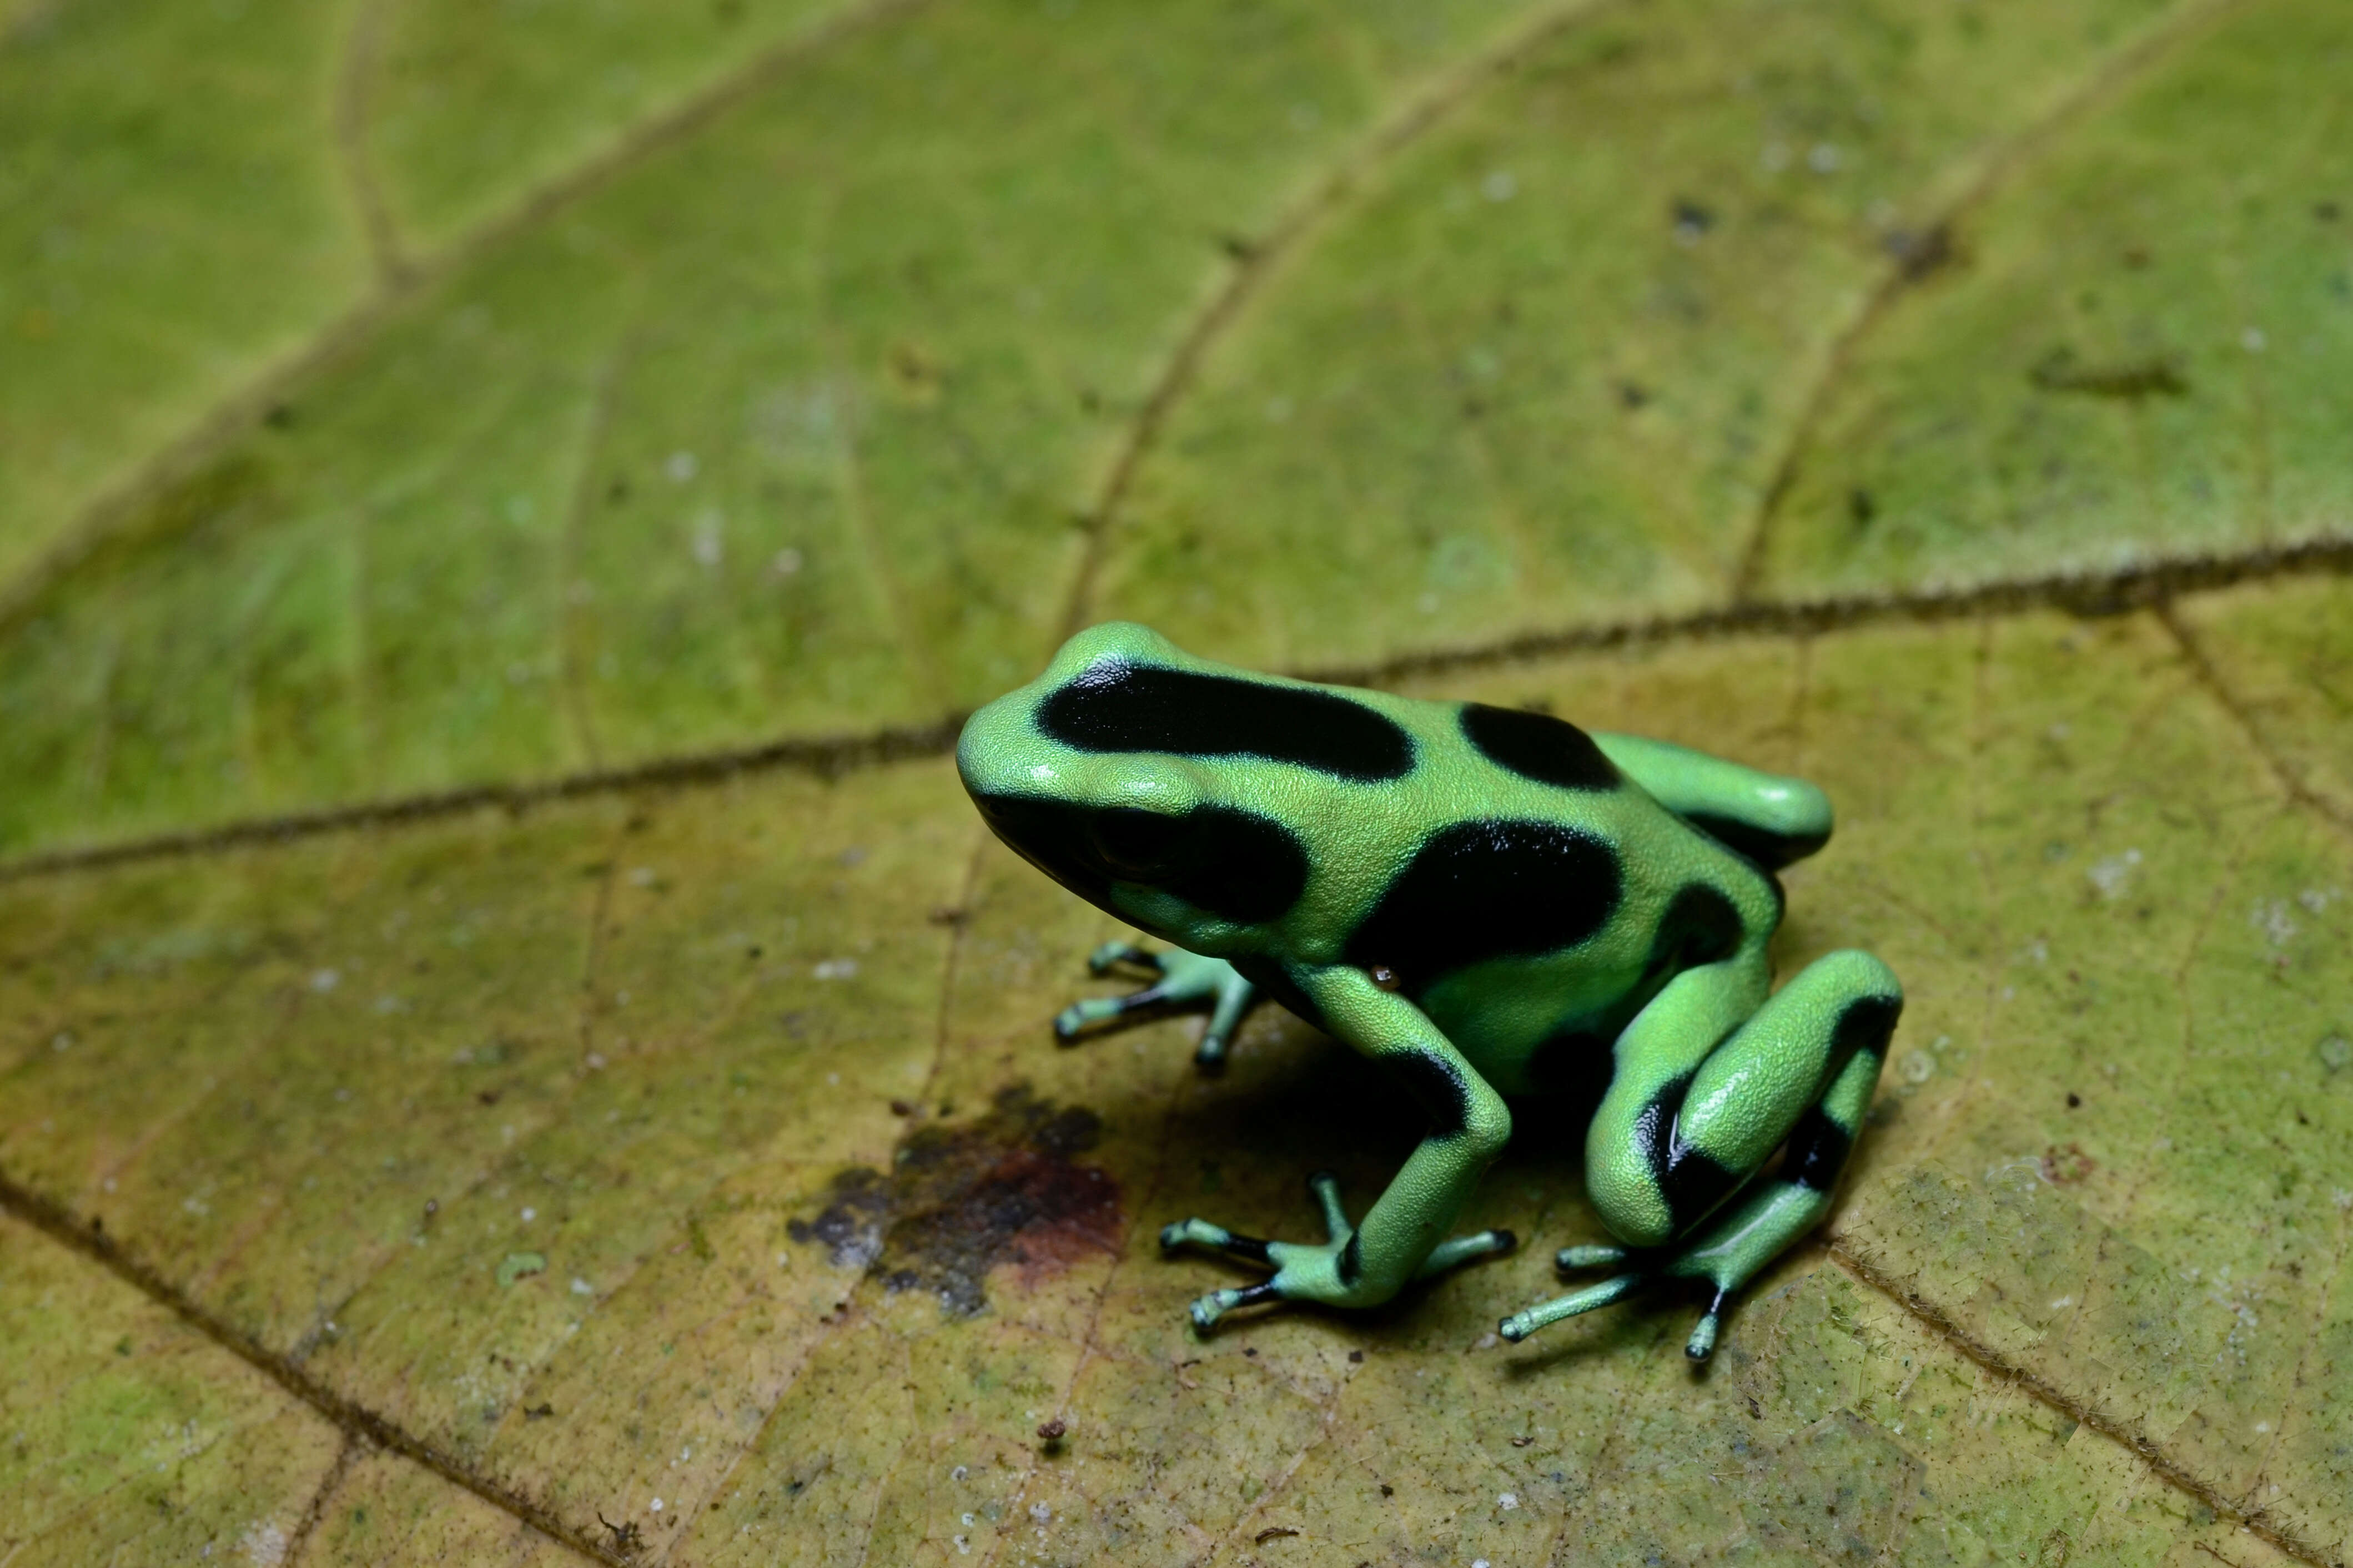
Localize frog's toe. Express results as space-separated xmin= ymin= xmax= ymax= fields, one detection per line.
xmin=1159 ymin=1216 xmax=1274 ymax=1265
xmin=1556 ymin=1243 xmax=1630 ymax=1271
xmin=1685 ymin=1293 xmax=1730 ymax=1362
xmin=1497 ymin=1271 xmax=1646 ymax=1344
xmin=1414 ymin=1228 xmax=1517 ymax=1280
xmin=1188 ymin=1280 xmax=1282 ymax=1332
xmin=1086 ymin=941 xmax=1161 ymax=977
xmin=1053 ymin=985 xmax=1169 ymax=1043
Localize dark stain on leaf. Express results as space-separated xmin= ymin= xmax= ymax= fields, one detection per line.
xmin=2029 ymin=346 xmax=2188 ymax=400
xmin=1884 ymin=223 xmax=1955 ymax=282
xmin=789 ymin=1085 xmax=1123 ymax=1313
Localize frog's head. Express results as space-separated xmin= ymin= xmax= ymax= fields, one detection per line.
xmin=958 ymin=622 xmax=1406 ymax=945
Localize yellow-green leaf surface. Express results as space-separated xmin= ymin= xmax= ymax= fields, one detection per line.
xmin=3 ymin=1 xmax=2350 ymax=1565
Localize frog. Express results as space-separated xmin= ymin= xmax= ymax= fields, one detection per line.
xmin=956 ymin=622 xmax=1902 ymax=1360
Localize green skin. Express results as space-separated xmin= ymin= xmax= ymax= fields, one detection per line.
xmin=959 ymin=623 xmax=1902 ymax=1360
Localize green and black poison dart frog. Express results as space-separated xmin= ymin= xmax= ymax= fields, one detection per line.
xmin=957 ymin=623 xmax=1901 ymax=1361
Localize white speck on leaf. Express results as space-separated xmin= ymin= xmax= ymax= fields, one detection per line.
xmin=1030 ymin=1503 xmax=1051 ymax=1522
xmin=2242 ymin=326 xmax=2268 ymax=351
xmin=665 ymin=451 xmax=697 ymax=482
xmin=240 ymin=1521 xmax=288 ymax=1566
xmin=571 ymin=1277 xmax=594 ymax=1295
xmin=814 ymin=959 xmax=858 ymax=980
xmin=1481 ymin=169 xmax=1517 ymax=202
xmin=691 ymin=517 xmax=724 ymax=567
xmin=2087 ymin=848 xmax=2141 ymax=899
xmin=2251 ymin=899 xmax=2299 ymax=945
xmin=772 ymin=547 xmax=803 ymax=576
xmin=1499 ymin=1491 xmax=1519 ymax=1509
xmin=651 ymin=1498 xmax=664 ymax=1512
xmin=1808 ymin=142 xmax=1842 ymax=172
xmin=308 ymin=968 xmax=340 ymax=992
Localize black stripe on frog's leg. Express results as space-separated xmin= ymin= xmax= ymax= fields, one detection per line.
xmin=1777 ymin=993 xmax=1899 ymax=1194
xmin=1337 ymin=1231 xmax=1363 ymax=1289
xmin=1343 ymin=820 xmax=1622 ymax=990
xmin=1832 ymin=993 xmax=1903 ymax=1058
xmin=1684 ymin=811 xmax=1830 ymax=873
xmin=1634 ymin=1073 xmax=1742 ymax=1232
xmin=1382 ymin=1049 xmax=1474 ymax=1139
xmin=1783 ymin=1105 xmax=1852 ymax=1192
xmin=1039 ymin=662 xmax=1414 ymax=782
xmin=1459 ymin=704 xmax=1621 ymax=791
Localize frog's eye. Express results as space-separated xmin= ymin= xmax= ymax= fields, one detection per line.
xmin=1088 ymin=808 xmax=1194 ymax=880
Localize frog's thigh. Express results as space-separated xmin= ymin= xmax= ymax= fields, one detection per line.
xmin=1591 ymin=733 xmax=1832 ymax=869
xmin=1585 ymin=957 xmax=1766 ymax=1248
xmin=1587 ymin=951 xmax=1898 ymax=1249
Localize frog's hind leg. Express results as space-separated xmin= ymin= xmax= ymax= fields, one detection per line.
xmin=1591 ymin=733 xmax=1833 ymax=870
xmin=1054 ymin=942 xmax=1259 ymax=1066
xmin=1500 ymin=949 xmax=1900 ymax=1359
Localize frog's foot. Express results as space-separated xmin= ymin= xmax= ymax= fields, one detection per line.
xmin=1163 ymin=1172 xmax=1514 ymax=1330
xmin=1501 ymin=1160 xmax=1854 ymax=1362
xmin=1055 ymin=942 xmax=1258 ymax=1068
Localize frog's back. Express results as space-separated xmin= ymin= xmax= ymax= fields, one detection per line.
xmin=1319 ymin=687 xmax=1781 ymax=1093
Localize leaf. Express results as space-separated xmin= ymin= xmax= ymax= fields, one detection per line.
xmin=2 ymin=1 xmax=2349 ymax=1565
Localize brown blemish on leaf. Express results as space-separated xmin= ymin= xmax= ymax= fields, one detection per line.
xmin=2041 ymin=1143 xmax=2096 ymax=1185
xmin=789 ymin=1085 xmax=1123 ymax=1313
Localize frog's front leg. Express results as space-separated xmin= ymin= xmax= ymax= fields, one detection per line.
xmin=1054 ymin=941 xmax=1258 ymax=1066
xmin=1161 ymin=967 xmax=1516 ymax=1329
xmin=1500 ymin=949 xmax=1901 ymax=1359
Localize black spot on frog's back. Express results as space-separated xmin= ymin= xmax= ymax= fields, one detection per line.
xmin=1459 ymin=703 xmax=1620 ymax=791
xmin=1039 ymin=662 xmax=1412 ymax=782
xmin=1343 ymin=819 xmax=1621 ymax=989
